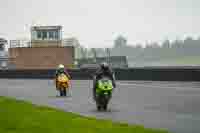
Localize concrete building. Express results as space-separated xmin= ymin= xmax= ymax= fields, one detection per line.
xmin=62 ymin=37 xmax=80 ymax=47
xmin=8 ymin=25 xmax=75 ymax=69
xmin=0 ymin=38 xmax=8 ymax=69
xmin=31 ymin=26 xmax=62 ymax=47
xmin=0 ymin=38 xmax=7 ymax=51
xmin=10 ymin=39 xmax=30 ymax=48
xmin=9 ymin=47 xmax=74 ymax=69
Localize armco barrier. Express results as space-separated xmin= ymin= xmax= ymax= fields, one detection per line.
xmin=0 ymin=67 xmax=200 ymax=81
xmin=115 ymin=68 xmax=200 ymax=81
xmin=0 ymin=69 xmax=95 ymax=79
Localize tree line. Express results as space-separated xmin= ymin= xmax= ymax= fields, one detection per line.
xmin=77 ymin=36 xmax=200 ymax=63
xmin=112 ymin=36 xmax=200 ymax=61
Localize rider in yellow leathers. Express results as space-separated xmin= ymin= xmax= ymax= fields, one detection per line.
xmin=55 ymin=64 xmax=71 ymax=90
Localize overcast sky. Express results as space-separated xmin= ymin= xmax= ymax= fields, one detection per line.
xmin=0 ymin=0 xmax=200 ymax=48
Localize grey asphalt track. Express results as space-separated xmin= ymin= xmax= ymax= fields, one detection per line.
xmin=0 ymin=79 xmax=200 ymax=133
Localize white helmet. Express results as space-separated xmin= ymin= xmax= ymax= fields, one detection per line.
xmin=58 ymin=64 xmax=65 ymax=69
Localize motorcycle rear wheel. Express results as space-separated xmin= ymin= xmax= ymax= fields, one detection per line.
xmin=97 ymin=105 xmax=101 ymax=111
xmin=103 ymin=104 xmax=107 ymax=110
xmin=59 ymin=89 xmax=67 ymax=97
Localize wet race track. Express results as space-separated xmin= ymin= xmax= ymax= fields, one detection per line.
xmin=1 ymin=79 xmax=200 ymax=133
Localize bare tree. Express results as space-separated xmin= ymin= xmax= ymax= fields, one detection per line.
xmin=114 ymin=35 xmax=127 ymax=48
xmin=91 ymin=48 xmax=97 ymax=63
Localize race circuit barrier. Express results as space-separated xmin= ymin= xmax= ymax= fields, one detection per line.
xmin=0 ymin=69 xmax=94 ymax=80
xmin=0 ymin=67 xmax=200 ymax=81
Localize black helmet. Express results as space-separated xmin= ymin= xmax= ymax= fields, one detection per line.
xmin=100 ymin=62 xmax=109 ymax=71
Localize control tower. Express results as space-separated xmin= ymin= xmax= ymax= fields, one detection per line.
xmin=9 ymin=25 xmax=74 ymax=69
xmin=31 ymin=26 xmax=62 ymax=47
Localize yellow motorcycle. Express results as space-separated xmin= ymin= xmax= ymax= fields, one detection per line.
xmin=55 ymin=73 xmax=70 ymax=96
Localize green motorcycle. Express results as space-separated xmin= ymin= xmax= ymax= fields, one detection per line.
xmin=95 ymin=77 xmax=113 ymax=111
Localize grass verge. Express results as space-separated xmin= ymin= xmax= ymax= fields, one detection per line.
xmin=0 ymin=96 xmax=168 ymax=133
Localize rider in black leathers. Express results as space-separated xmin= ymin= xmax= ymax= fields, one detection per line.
xmin=93 ymin=62 xmax=116 ymax=100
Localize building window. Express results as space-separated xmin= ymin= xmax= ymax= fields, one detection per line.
xmin=37 ymin=31 xmax=42 ymax=39
xmin=42 ymin=31 xmax=47 ymax=40
xmin=55 ymin=31 xmax=58 ymax=39
xmin=49 ymin=31 xmax=54 ymax=39
xmin=31 ymin=31 xmax=37 ymax=40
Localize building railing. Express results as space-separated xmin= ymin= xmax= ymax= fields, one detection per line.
xmin=9 ymin=39 xmax=76 ymax=48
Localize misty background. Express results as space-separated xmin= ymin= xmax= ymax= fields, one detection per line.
xmin=0 ymin=0 xmax=200 ymax=67
xmin=78 ymin=36 xmax=200 ymax=67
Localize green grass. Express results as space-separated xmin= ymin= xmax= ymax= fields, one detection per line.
xmin=0 ymin=96 xmax=168 ymax=133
